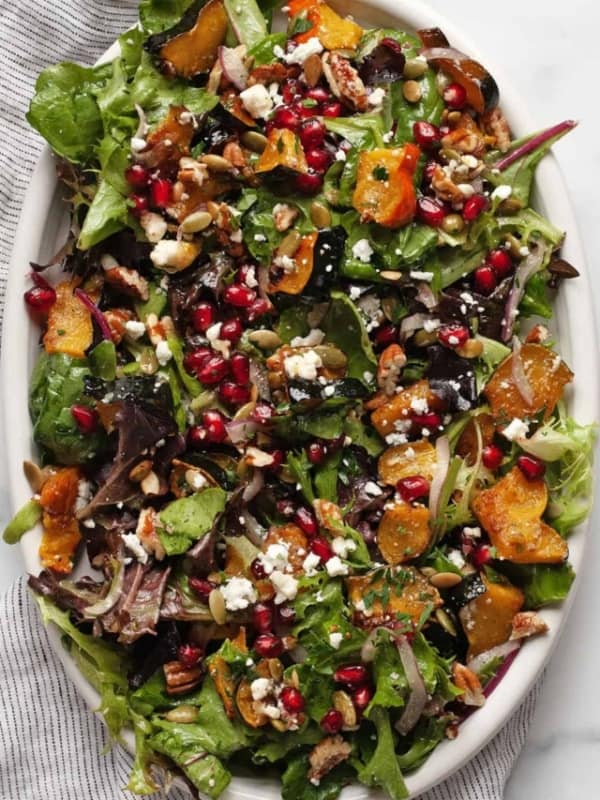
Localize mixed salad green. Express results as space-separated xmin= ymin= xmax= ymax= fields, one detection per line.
xmin=6 ymin=0 xmax=596 ymax=798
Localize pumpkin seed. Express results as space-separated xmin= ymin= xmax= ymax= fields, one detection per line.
xmin=314 ymin=344 xmax=348 ymax=370
xmin=380 ymin=270 xmax=403 ymax=282
xmin=430 ymin=571 xmax=463 ymax=589
xmin=447 ymin=110 xmax=463 ymax=126
xmin=403 ymin=56 xmax=428 ymax=79
xmin=247 ymin=329 xmax=282 ymax=349
xmin=165 ymin=704 xmax=199 ymax=723
xmin=201 ymin=154 xmax=233 ymax=172
xmin=310 ymin=201 xmax=332 ymax=229
xmin=497 ymin=197 xmax=524 ymax=216
xmin=420 ymin=566 xmax=437 ymax=578
xmin=277 ymin=230 xmax=302 ymax=258
xmin=441 ymin=213 xmax=464 ymax=235
xmin=23 ymin=460 xmax=47 ymax=493
xmin=139 ymin=347 xmax=159 ymax=375
xmin=180 ymin=211 xmax=213 ymax=234
xmin=403 ymin=80 xmax=422 ymax=103
xmin=270 ymin=719 xmax=287 ymax=732
xmin=129 ymin=459 xmax=153 ymax=483
xmin=435 ymin=608 xmax=458 ymax=636
xmin=267 ymin=659 xmax=284 ymax=681
xmin=414 ymin=329 xmax=439 ymax=347
xmin=333 ymin=690 xmax=357 ymax=728
xmin=241 ymin=130 xmax=268 ymax=153
xmin=290 ymin=668 xmax=300 ymax=689
xmin=381 ymin=296 xmax=398 ymax=321
xmin=209 ymin=588 xmax=227 ymax=625
xmin=455 ymin=338 xmax=484 ymax=359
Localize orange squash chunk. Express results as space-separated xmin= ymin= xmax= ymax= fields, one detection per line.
xmin=263 ymin=524 xmax=309 ymax=575
xmin=377 ymin=501 xmax=431 ymax=565
xmin=347 ymin=567 xmax=441 ymax=628
xmin=236 ymin=680 xmax=269 ymax=728
xmin=456 ymin=413 xmax=495 ymax=465
xmin=484 ymin=343 xmax=573 ymax=423
xmin=38 ymin=467 xmax=82 ymax=574
xmin=43 ymin=280 xmax=93 ymax=358
xmin=472 ymin=466 xmax=568 ymax=564
xmin=268 ymin=233 xmax=317 ymax=295
xmin=255 ymin=128 xmax=308 ymax=175
xmin=371 ymin=379 xmax=444 ymax=438
xmin=288 ymin=0 xmax=363 ymax=50
xmin=378 ymin=439 xmax=437 ymax=486
xmin=159 ymin=0 xmax=228 ymax=78
xmin=353 ymin=145 xmax=420 ymax=229
xmin=208 ymin=655 xmax=236 ymax=718
xmin=459 ymin=576 xmax=524 ymax=659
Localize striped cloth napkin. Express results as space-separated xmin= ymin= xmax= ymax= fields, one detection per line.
xmin=0 ymin=1 xmax=539 ymax=798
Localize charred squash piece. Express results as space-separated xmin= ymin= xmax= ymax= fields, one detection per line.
xmin=44 ymin=280 xmax=93 ymax=359
xmin=353 ymin=145 xmax=420 ymax=229
xmin=483 ymin=343 xmax=573 ymax=424
xmin=262 ymin=524 xmax=309 ymax=575
xmin=459 ymin=575 xmax=524 ymax=660
xmin=255 ymin=128 xmax=308 ymax=175
xmin=377 ymin=501 xmax=431 ymax=565
xmin=39 ymin=467 xmax=82 ymax=575
xmin=455 ymin=413 xmax=496 ymax=465
xmin=288 ymin=0 xmax=363 ymax=50
xmin=378 ymin=439 xmax=437 ymax=486
xmin=140 ymin=105 xmax=196 ymax=176
xmin=208 ymin=655 xmax=237 ymax=718
xmin=268 ymin=233 xmax=318 ymax=295
xmin=471 ymin=466 xmax=568 ymax=564
xmin=347 ymin=567 xmax=441 ymax=628
xmin=371 ymin=379 xmax=444 ymax=438
xmin=145 ymin=0 xmax=228 ymax=79
xmin=236 ymin=679 xmax=269 ymax=728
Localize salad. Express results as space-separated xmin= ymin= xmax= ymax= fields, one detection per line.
xmin=4 ymin=0 xmax=596 ymax=798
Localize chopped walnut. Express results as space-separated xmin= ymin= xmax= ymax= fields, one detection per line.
xmin=104 ymin=267 xmax=149 ymax=302
xmin=441 ymin=113 xmax=487 ymax=156
xmin=431 ymin=165 xmax=469 ymax=205
xmin=510 ymin=611 xmax=549 ymax=641
xmin=146 ymin=313 xmax=175 ymax=346
xmin=248 ymin=62 xmax=297 ymax=86
xmin=103 ymin=308 xmax=134 ymax=345
xmin=481 ymin=108 xmax=512 ymax=152
xmin=308 ymin=736 xmax=352 ymax=783
xmin=223 ymin=141 xmax=247 ymax=169
xmin=452 ymin=662 xmax=485 ymax=707
xmin=322 ymin=53 xmax=368 ymax=112
xmin=377 ymin=343 xmax=407 ymax=396
xmin=163 ymin=660 xmax=203 ymax=695
xmin=273 ymin=203 xmax=299 ymax=232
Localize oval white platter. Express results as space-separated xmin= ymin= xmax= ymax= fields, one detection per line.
xmin=2 ymin=0 xmax=598 ymax=797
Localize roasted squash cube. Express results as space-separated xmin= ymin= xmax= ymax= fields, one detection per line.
xmin=353 ymin=145 xmax=420 ymax=229
xmin=208 ymin=655 xmax=236 ymax=718
xmin=377 ymin=501 xmax=431 ymax=565
xmin=289 ymin=0 xmax=363 ymax=50
xmin=255 ymin=128 xmax=308 ymax=175
xmin=371 ymin=379 xmax=444 ymax=438
xmin=39 ymin=467 xmax=82 ymax=574
xmin=268 ymin=233 xmax=317 ymax=295
xmin=455 ymin=413 xmax=496 ymax=465
xmin=43 ymin=280 xmax=93 ymax=359
xmin=347 ymin=566 xmax=441 ymax=628
xmin=378 ymin=439 xmax=437 ymax=486
xmin=459 ymin=576 xmax=524 ymax=659
xmin=263 ymin=523 xmax=309 ymax=575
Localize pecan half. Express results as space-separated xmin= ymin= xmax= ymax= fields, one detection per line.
xmin=322 ymin=53 xmax=367 ymax=112
xmin=377 ymin=343 xmax=407 ymax=396
xmin=452 ymin=662 xmax=485 ymax=707
xmin=510 ymin=611 xmax=549 ymax=640
xmin=308 ymin=735 xmax=352 ymax=783
xmin=481 ymin=107 xmax=512 ymax=153
xmin=104 ymin=267 xmax=149 ymax=302
xmin=163 ymin=660 xmax=204 ymax=695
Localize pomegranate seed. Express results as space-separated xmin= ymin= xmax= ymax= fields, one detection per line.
xmin=299 ymin=118 xmax=326 ymax=150
xmin=487 ymin=248 xmax=514 ymax=279
xmin=223 ymin=284 xmax=256 ymax=308
xmin=191 ymin=301 xmax=216 ymax=333
xmin=276 ymin=498 xmax=296 ymax=518
xmin=183 ymin=347 xmax=212 ymax=376
xmin=187 ymin=425 xmax=207 ymax=448
xmin=380 ymin=36 xmax=404 ymax=55
xmin=282 ymin=80 xmax=304 ymax=104
xmin=280 ymin=686 xmax=305 ymax=713
xmin=202 ymin=410 xmax=227 ymax=443
xmin=482 ymin=444 xmax=503 ymax=470
xmin=413 ymin=121 xmax=441 ymax=149
xmin=220 ymin=317 xmax=243 ymax=342
xmin=305 ymin=86 xmax=330 ymax=104
xmin=373 ymin=323 xmax=398 ymax=347
xmin=197 ymin=355 xmax=230 ymax=385
xmin=252 ymin=602 xmax=274 ymax=633
xmin=305 ymin=148 xmax=332 ymax=172
xmin=473 ymin=265 xmax=498 ymax=296
xmin=422 ymin=160 xmax=439 ymax=184
xmin=252 ymin=402 xmax=274 ymax=424
xmin=250 ymin=558 xmax=267 ymax=580
xmin=188 ymin=577 xmax=214 ymax=602
xmin=125 ymin=164 xmax=150 ymax=188
xmin=411 ymin=412 xmax=442 ymax=429
xmin=219 ymin=381 xmax=251 ymax=405
xmin=24 ymin=286 xmax=56 ymax=314
xmin=178 ymin=643 xmax=203 ymax=668
xmin=443 ymin=82 xmax=467 ymax=110
xmin=396 ymin=475 xmax=430 ymax=503
xmin=245 ymin=298 xmax=272 ymax=322
xmin=352 ymin=685 xmax=373 ymax=712
xmin=273 ymin=106 xmax=300 ymax=132
xmin=334 ymin=665 xmax=369 ymax=687
xmin=71 ymin=405 xmax=98 ymax=434
xmin=321 ymin=101 xmax=343 ymax=118
xmin=295 ymin=170 xmax=324 ymax=195
xmin=463 ymin=194 xmax=489 ymax=222
xmin=275 ymin=604 xmax=296 ymax=626
xmin=294 ymin=507 xmax=318 ymax=537
xmin=150 ymin=178 xmax=172 ymax=208
xmin=293 ymin=101 xmax=315 ymax=119
xmin=254 ymin=633 xmax=284 ymax=658
xmin=310 ymin=536 xmax=333 ymax=562
xmin=416 ymin=195 xmax=447 ymax=227
xmin=306 ymin=441 xmax=327 ymax=464
xmin=130 ymin=193 xmax=149 ymax=217
xmin=266 ymin=449 xmax=285 ymax=471
xmin=321 ymin=709 xmax=344 ymax=734
xmin=517 ymin=454 xmax=546 ymax=481
xmin=230 ymin=352 xmax=250 ymax=385
xmin=438 ymin=324 xmax=470 ymax=349
xmin=472 ymin=544 xmax=492 ymax=569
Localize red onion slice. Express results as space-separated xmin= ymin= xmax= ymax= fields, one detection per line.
xmin=467 ymin=640 xmax=520 ymax=675
xmin=83 ymin=560 xmax=124 ymax=617
xmin=242 ymin=468 xmax=264 ymax=502
xmin=226 ymin=418 xmax=259 ymax=445
xmin=399 ymin=313 xmax=430 ymax=342
xmin=415 ymin=281 xmax=438 ymax=310
xmin=429 ymin=434 xmax=450 ymax=521
xmin=74 ymin=288 xmax=113 ymax=341
xmin=511 ymin=336 xmax=534 ymax=406
xmin=493 ymin=120 xmax=577 ymax=172
xmin=218 ymin=45 xmax=248 ymax=90
xmin=394 ymin=634 xmax=428 ymax=735
xmin=500 ymin=242 xmax=546 ymax=342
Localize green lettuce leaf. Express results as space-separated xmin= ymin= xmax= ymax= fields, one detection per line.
xmin=357 ymin=707 xmax=408 ymax=800
xmin=157 ymin=487 xmax=227 ymax=554
xmin=322 ymin=292 xmax=377 ymax=383
xmin=282 ymin=753 xmax=353 ymax=800
xmin=139 ymin=0 xmax=196 ymax=35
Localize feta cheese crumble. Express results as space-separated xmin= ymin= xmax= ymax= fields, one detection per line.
xmin=124 ymin=320 xmax=146 ymax=340
xmin=239 ymin=84 xmax=273 ymax=119
xmin=122 ymin=533 xmax=148 ymax=564
xmin=284 ymin=350 xmax=323 ymax=381
xmin=220 ymin=577 xmax=257 ymax=611
xmin=352 ymin=238 xmax=374 ymax=263
xmin=325 ymin=556 xmax=349 ymax=577
xmin=331 ymin=538 xmax=357 ymax=559
xmin=283 ymin=37 xmax=323 ymax=65
xmin=155 ymin=340 xmax=173 ymax=366
xmin=502 ymin=417 xmax=530 ymax=441
xmin=329 ymin=632 xmax=344 ymax=650
xmin=270 ymin=570 xmax=299 ymax=604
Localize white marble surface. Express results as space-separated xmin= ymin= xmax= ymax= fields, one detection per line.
xmin=0 ymin=0 xmax=598 ymax=797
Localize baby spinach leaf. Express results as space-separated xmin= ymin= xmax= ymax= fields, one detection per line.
xmin=282 ymin=753 xmax=353 ymax=800
xmin=78 ymin=178 xmax=130 ymax=250
xmin=249 ymin=33 xmax=287 ymax=65
xmin=322 ymin=291 xmax=377 ymax=382
xmin=139 ymin=0 xmax=196 ymax=35
xmin=158 ymin=487 xmax=227 ymax=555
